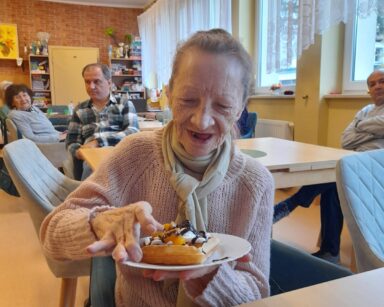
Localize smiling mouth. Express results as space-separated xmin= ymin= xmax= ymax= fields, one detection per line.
xmin=191 ymin=131 xmax=212 ymax=141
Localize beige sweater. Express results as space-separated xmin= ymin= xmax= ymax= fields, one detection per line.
xmin=40 ymin=129 xmax=274 ymax=307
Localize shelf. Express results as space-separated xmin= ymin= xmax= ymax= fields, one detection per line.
xmin=111 ymin=57 xmax=141 ymax=61
xmin=114 ymin=90 xmax=145 ymax=93
xmin=29 ymin=54 xmax=51 ymax=107
xmin=112 ymin=74 xmax=141 ymax=77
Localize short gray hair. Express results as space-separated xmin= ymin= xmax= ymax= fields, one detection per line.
xmin=82 ymin=63 xmax=111 ymax=80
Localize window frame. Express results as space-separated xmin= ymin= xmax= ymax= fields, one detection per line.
xmin=343 ymin=2 xmax=380 ymax=93
xmin=253 ymin=0 xmax=296 ymax=95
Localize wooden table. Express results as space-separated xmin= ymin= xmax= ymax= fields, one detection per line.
xmin=235 ymin=138 xmax=353 ymax=188
xmin=239 ymin=267 xmax=384 ymax=307
xmin=79 ymin=137 xmax=354 ymax=188
xmin=138 ymin=119 xmax=163 ymax=131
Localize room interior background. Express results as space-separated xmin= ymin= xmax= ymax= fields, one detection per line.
xmin=0 ymin=0 xmax=142 ymax=85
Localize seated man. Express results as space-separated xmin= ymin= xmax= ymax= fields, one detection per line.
xmin=273 ymin=69 xmax=384 ymax=263
xmin=66 ymin=63 xmax=139 ymax=180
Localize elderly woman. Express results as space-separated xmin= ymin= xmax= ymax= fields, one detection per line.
xmin=40 ymin=29 xmax=274 ymax=306
xmin=5 ymin=84 xmax=66 ymax=143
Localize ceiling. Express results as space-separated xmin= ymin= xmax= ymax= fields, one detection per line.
xmin=40 ymin=0 xmax=153 ymax=8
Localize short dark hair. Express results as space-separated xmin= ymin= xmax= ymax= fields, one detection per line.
xmin=5 ymin=84 xmax=33 ymax=109
xmin=169 ymin=29 xmax=253 ymax=106
xmin=82 ymin=63 xmax=111 ymax=80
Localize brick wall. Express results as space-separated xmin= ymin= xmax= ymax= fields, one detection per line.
xmin=0 ymin=0 xmax=142 ymax=85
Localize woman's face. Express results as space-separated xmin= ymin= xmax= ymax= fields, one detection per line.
xmin=12 ymin=91 xmax=32 ymax=111
xmin=169 ymin=50 xmax=244 ymax=157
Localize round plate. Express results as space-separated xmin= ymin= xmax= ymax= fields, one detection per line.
xmin=122 ymin=233 xmax=251 ymax=271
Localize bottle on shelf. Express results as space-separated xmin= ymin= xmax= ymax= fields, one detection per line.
xmin=68 ymin=101 xmax=74 ymax=115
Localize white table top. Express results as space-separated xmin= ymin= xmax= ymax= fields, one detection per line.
xmin=234 ymin=137 xmax=353 ymax=172
xmin=138 ymin=119 xmax=163 ymax=131
xmin=240 ymin=268 xmax=384 ymax=307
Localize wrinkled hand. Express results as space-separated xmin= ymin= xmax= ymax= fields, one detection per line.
xmin=59 ymin=132 xmax=67 ymax=141
xmin=87 ymin=201 xmax=162 ymax=263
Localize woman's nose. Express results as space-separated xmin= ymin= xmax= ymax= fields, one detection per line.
xmin=191 ymin=104 xmax=214 ymax=129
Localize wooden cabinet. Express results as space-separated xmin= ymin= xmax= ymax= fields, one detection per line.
xmin=29 ymin=54 xmax=51 ymax=107
xmin=110 ymin=38 xmax=145 ymax=99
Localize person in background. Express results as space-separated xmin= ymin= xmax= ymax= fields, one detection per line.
xmin=65 ymin=63 xmax=139 ymax=180
xmin=0 ymin=80 xmax=12 ymax=106
xmin=41 ymin=29 xmax=275 ymax=306
xmin=273 ymin=69 xmax=384 ymax=264
xmin=237 ymin=107 xmax=252 ymax=138
xmin=0 ymin=80 xmax=13 ymax=144
xmin=5 ymin=84 xmax=66 ymax=143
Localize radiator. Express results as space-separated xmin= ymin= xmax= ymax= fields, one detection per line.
xmin=255 ymin=119 xmax=294 ymax=140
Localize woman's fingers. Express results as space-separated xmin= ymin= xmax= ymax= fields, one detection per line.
xmin=112 ymin=242 xmax=129 ymax=262
xmin=237 ymin=253 xmax=252 ymax=262
xmin=134 ymin=201 xmax=163 ymax=234
xmin=86 ymin=232 xmax=116 ymax=254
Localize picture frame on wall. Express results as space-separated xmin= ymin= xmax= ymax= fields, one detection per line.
xmin=0 ymin=23 xmax=19 ymax=60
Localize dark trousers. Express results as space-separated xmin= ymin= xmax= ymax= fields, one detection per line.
xmin=289 ymin=183 xmax=343 ymax=255
xmin=270 ymin=240 xmax=352 ymax=295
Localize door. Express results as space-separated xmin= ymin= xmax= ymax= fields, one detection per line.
xmin=49 ymin=46 xmax=99 ymax=105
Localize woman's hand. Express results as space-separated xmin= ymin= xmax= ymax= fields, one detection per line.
xmin=86 ymin=201 xmax=163 ymax=263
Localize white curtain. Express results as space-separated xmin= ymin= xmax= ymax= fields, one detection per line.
xmin=138 ymin=0 xmax=231 ymax=89
xmin=267 ymin=0 xmax=383 ymax=73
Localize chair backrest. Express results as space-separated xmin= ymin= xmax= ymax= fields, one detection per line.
xmin=5 ymin=117 xmax=67 ymax=168
xmin=3 ymin=139 xmax=90 ymax=278
xmin=336 ymin=149 xmax=384 ymax=272
xmin=5 ymin=117 xmax=22 ymax=143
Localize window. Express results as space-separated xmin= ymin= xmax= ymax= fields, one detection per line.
xmin=255 ymin=0 xmax=298 ymax=94
xmin=343 ymin=1 xmax=384 ymax=93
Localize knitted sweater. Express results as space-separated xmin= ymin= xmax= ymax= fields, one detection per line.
xmin=40 ymin=129 xmax=274 ymax=307
xmin=8 ymin=107 xmax=60 ymax=143
xmin=341 ymin=103 xmax=384 ymax=151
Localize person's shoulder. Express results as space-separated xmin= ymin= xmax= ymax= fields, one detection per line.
xmin=8 ymin=109 xmax=22 ymax=119
xmin=360 ymin=103 xmax=375 ymax=112
xmin=116 ymin=129 xmax=162 ymax=152
xmin=234 ymin=148 xmax=274 ymax=188
xmin=77 ymin=99 xmax=91 ymax=109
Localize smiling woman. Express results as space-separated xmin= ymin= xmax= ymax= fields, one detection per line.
xmin=40 ymin=29 xmax=275 ymax=307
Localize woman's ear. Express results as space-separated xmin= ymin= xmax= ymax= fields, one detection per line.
xmin=165 ymin=85 xmax=172 ymax=107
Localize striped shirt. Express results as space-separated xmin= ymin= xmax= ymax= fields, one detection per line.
xmin=66 ymin=94 xmax=139 ymax=157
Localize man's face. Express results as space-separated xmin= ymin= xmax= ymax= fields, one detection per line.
xmin=367 ymin=71 xmax=384 ymax=106
xmin=83 ymin=66 xmax=111 ymax=102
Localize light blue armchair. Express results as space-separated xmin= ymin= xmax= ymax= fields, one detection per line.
xmin=3 ymin=139 xmax=90 ymax=307
xmin=336 ymin=149 xmax=384 ymax=272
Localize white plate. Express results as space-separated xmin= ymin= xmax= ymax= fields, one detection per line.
xmin=122 ymin=233 xmax=251 ymax=271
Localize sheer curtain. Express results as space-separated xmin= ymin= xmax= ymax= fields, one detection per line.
xmin=138 ymin=0 xmax=231 ymax=89
xmin=267 ymin=0 xmax=382 ymax=73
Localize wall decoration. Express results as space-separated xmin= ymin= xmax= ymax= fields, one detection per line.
xmin=0 ymin=23 xmax=19 ymax=59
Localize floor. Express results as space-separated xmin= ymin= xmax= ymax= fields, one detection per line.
xmin=0 ymin=184 xmax=353 ymax=307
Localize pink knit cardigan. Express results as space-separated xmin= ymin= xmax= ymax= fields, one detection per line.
xmin=40 ymin=129 xmax=274 ymax=307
